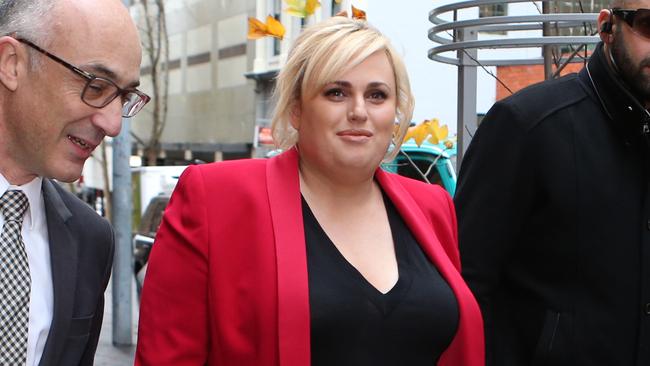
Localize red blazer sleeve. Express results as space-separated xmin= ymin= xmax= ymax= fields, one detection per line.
xmin=135 ymin=165 xmax=210 ymax=365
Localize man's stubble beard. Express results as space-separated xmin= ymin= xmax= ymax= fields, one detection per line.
xmin=611 ymin=29 xmax=650 ymax=102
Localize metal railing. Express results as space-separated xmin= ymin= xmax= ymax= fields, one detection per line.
xmin=429 ymin=0 xmax=602 ymax=165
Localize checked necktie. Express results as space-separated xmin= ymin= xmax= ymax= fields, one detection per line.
xmin=0 ymin=190 xmax=30 ymax=364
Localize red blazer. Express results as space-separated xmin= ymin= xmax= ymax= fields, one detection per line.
xmin=135 ymin=148 xmax=484 ymax=366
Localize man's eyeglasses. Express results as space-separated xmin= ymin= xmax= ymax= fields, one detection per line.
xmin=16 ymin=38 xmax=150 ymax=118
xmin=612 ymin=8 xmax=650 ymax=40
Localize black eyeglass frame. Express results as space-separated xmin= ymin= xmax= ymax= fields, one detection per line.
xmin=611 ymin=8 xmax=650 ymax=39
xmin=15 ymin=37 xmax=150 ymax=118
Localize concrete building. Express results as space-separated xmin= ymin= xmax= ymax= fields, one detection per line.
xmin=126 ymin=0 xmax=349 ymax=164
xmin=471 ymin=0 xmax=608 ymax=102
xmin=488 ymin=0 xmax=607 ymax=101
xmin=129 ymin=0 xmax=258 ymax=165
xmin=246 ymin=0 xmax=345 ymax=157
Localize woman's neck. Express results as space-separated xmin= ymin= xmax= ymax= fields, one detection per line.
xmin=298 ymin=158 xmax=379 ymax=209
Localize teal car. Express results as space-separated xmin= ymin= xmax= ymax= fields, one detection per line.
xmin=382 ymin=139 xmax=457 ymax=196
xmin=266 ymin=139 xmax=458 ymax=195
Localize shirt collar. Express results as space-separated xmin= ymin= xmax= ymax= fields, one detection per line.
xmin=0 ymin=173 xmax=44 ymax=230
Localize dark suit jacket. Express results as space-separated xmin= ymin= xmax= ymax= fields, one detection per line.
xmin=37 ymin=179 xmax=114 ymax=366
xmin=135 ymin=148 xmax=484 ymax=366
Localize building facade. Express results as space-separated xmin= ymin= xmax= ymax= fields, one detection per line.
xmin=127 ymin=0 xmax=348 ymax=164
xmin=130 ymin=0 xmax=258 ymax=164
xmin=490 ymin=0 xmax=608 ymax=101
xmin=247 ymin=0 xmax=344 ymax=157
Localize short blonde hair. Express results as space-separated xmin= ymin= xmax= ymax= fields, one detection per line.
xmin=270 ymin=16 xmax=414 ymax=161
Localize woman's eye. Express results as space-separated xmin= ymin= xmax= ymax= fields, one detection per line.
xmin=324 ymin=88 xmax=345 ymax=99
xmin=368 ymin=90 xmax=387 ymax=101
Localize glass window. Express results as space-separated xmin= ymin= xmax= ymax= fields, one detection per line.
xmin=331 ymin=0 xmax=342 ymax=16
xmin=552 ymin=0 xmax=608 ymax=36
xmin=552 ymin=0 xmax=608 ymax=13
xmin=272 ymin=0 xmax=282 ymax=56
xmin=550 ymin=0 xmax=608 ymax=54
xmin=479 ymin=4 xmax=507 ymax=34
xmin=479 ymin=4 xmax=507 ymax=18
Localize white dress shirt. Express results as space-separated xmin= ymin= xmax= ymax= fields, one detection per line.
xmin=0 ymin=174 xmax=53 ymax=366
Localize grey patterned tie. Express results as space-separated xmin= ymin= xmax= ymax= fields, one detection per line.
xmin=0 ymin=190 xmax=30 ymax=364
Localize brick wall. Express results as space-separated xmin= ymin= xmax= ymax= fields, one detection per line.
xmin=496 ymin=62 xmax=586 ymax=101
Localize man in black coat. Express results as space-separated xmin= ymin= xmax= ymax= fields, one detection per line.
xmin=455 ymin=1 xmax=650 ymax=365
xmin=0 ymin=0 xmax=149 ymax=364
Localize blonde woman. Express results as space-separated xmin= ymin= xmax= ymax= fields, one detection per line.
xmin=135 ymin=16 xmax=484 ymax=366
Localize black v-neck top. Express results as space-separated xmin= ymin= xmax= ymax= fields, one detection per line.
xmin=302 ymin=194 xmax=459 ymax=366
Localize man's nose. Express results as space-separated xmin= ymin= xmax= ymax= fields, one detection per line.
xmin=91 ymin=97 xmax=123 ymax=137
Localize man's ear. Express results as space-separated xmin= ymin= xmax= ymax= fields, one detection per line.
xmin=0 ymin=37 xmax=21 ymax=91
xmin=289 ymin=101 xmax=301 ymax=131
xmin=598 ymin=9 xmax=614 ymax=44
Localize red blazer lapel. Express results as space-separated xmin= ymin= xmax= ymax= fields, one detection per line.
xmin=377 ymin=170 xmax=484 ymax=366
xmin=376 ymin=169 xmax=457 ymax=276
xmin=266 ymin=149 xmax=311 ymax=366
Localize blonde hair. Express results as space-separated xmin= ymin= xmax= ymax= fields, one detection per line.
xmin=270 ymin=16 xmax=414 ymax=161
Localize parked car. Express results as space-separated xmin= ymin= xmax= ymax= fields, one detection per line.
xmin=133 ymin=194 xmax=170 ymax=298
xmin=382 ymin=139 xmax=457 ymax=195
xmin=268 ymin=139 xmax=457 ymax=195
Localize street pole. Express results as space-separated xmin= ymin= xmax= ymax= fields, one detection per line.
xmin=456 ymin=23 xmax=478 ymax=170
xmin=111 ymin=0 xmax=133 ymax=346
xmin=542 ymin=0 xmax=553 ymax=80
xmin=112 ymin=117 xmax=133 ymax=346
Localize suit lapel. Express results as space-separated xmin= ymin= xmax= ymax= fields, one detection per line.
xmin=266 ymin=149 xmax=311 ymax=366
xmin=38 ymin=179 xmax=78 ymax=366
xmin=375 ymin=170 xmax=459 ymax=288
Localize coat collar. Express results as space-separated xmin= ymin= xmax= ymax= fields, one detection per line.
xmin=39 ymin=179 xmax=78 ymax=366
xmin=580 ymin=42 xmax=650 ymax=142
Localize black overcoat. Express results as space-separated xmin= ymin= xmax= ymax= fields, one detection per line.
xmin=456 ymin=42 xmax=650 ymax=366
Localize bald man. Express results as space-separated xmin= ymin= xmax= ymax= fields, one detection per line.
xmin=0 ymin=0 xmax=148 ymax=364
xmin=455 ymin=1 xmax=650 ymax=365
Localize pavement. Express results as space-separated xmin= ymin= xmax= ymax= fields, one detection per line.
xmin=93 ymin=278 xmax=139 ymax=366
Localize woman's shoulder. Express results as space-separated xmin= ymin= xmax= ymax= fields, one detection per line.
xmin=175 ymin=158 xmax=269 ymax=194
xmin=386 ymin=172 xmax=450 ymax=202
xmin=185 ymin=158 xmax=267 ymax=178
xmin=198 ymin=157 xmax=267 ymax=170
xmin=382 ymin=171 xmax=454 ymax=222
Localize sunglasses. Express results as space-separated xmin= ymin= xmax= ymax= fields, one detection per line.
xmin=612 ymin=8 xmax=650 ymax=40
